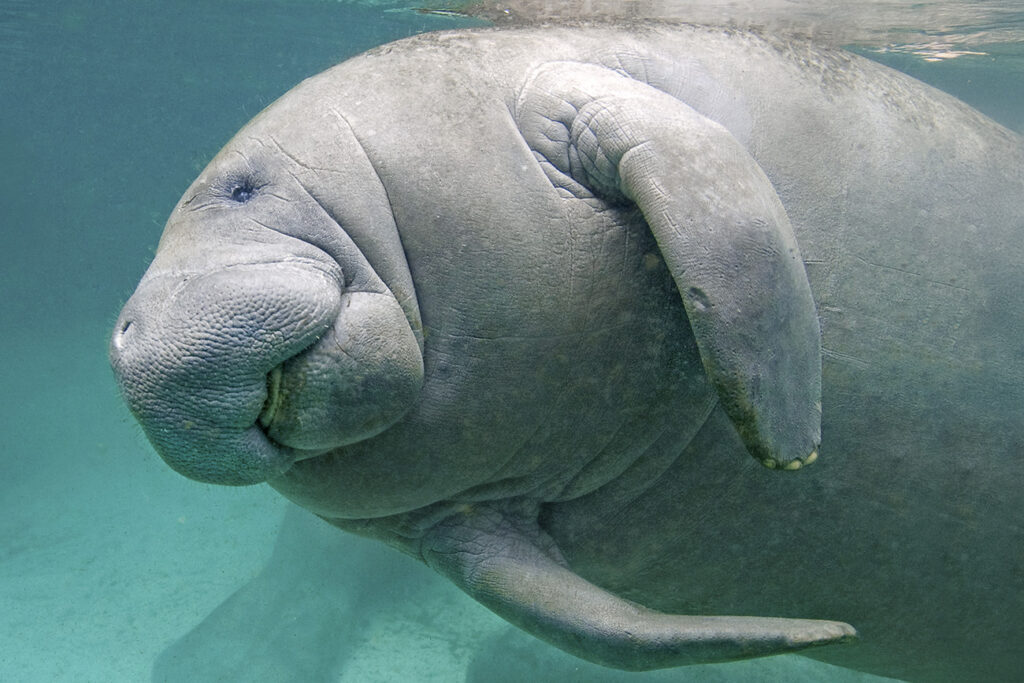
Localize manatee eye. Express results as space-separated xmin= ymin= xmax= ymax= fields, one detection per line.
xmin=230 ymin=181 xmax=256 ymax=203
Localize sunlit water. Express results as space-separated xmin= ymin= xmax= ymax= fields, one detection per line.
xmin=1 ymin=1 xmax=1019 ymax=680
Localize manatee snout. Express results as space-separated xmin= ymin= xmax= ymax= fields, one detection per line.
xmin=111 ymin=251 xmax=424 ymax=485
xmin=110 ymin=261 xmax=343 ymax=485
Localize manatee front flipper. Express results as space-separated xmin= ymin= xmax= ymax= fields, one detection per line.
xmin=421 ymin=504 xmax=855 ymax=671
xmin=515 ymin=62 xmax=821 ymax=469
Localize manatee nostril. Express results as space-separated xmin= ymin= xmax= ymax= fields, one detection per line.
xmin=112 ymin=319 xmax=134 ymax=351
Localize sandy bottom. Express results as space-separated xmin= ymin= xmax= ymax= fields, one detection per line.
xmin=0 ymin=327 xmax=896 ymax=682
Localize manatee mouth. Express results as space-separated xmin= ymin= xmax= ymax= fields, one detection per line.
xmin=258 ymin=365 xmax=284 ymax=431
xmin=248 ymin=290 xmax=426 ymax=455
xmin=255 ymin=363 xmax=328 ymax=462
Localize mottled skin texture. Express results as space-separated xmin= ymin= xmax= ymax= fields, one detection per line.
xmin=110 ymin=25 xmax=1024 ymax=681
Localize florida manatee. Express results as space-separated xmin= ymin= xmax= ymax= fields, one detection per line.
xmin=110 ymin=24 xmax=1024 ymax=681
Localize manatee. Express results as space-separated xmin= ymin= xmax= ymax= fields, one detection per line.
xmin=109 ymin=24 xmax=1024 ymax=682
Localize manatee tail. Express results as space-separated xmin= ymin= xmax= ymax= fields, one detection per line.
xmin=420 ymin=504 xmax=856 ymax=671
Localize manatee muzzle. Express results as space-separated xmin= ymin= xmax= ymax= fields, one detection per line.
xmin=110 ymin=261 xmax=343 ymax=485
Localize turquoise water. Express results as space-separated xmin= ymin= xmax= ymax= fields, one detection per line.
xmin=1 ymin=2 xmax=1020 ymax=680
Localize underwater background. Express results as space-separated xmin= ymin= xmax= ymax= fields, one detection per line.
xmin=1 ymin=1 xmax=1021 ymax=680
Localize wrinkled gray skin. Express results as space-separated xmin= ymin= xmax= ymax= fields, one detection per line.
xmin=110 ymin=25 xmax=1024 ymax=682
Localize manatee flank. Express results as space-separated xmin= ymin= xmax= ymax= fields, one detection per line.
xmin=109 ymin=24 xmax=1024 ymax=682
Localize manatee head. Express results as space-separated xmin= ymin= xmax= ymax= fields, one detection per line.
xmin=110 ymin=86 xmax=424 ymax=485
